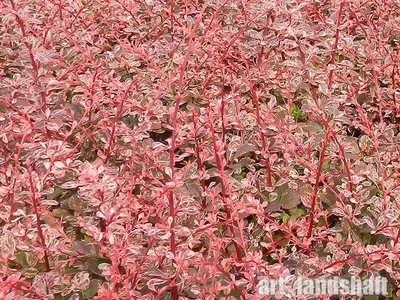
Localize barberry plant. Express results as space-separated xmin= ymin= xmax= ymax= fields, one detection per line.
xmin=0 ymin=0 xmax=399 ymax=299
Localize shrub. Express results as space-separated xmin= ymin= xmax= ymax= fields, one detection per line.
xmin=0 ymin=0 xmax=399 ymax=299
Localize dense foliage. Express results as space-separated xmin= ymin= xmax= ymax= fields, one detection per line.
xmin=0 ymin=0 xmax=399 ymax=299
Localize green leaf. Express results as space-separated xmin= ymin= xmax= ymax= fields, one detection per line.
xmin=362 ymin=233 xmax=372 ymax=245
xmin=52 ymin=208 xmax=71 ymax=218
xmin=86 ymin=257 xmax=110 ymax=276
xmin=42 ymin=214 xmax=62 ymax=230
xmin=363 ymin=296 xmax=379 ymax=300
xmin=84 ymin=235 xmax=94 ymax=243
xmin=232 ymin=171 xmax=246 ymax=180
xmin=68 ymin=195 xmax=84 ymax=212
xmin=288 ymin=207 xmax=306 ymax=216
xmin=15 ymin=252 xmax=28 ymax=268
xmin=303 ymin=121 xmax=323 ymax=133
xmin=82 ymin=279 xmax=102 ymax=298
xmin=279 ymin=188 xmax=301 ymax=209
xmin=320 ymin=190 xmax=339 ymax=207
xmin=321 ymin=160 xmax=330 ymax=172
xmin=281 ymin=212 xmax=290 ymax=222
xmin=54 ymin=294 xmax=65 ymax=300
xmin=290 ymin=103 xmax=307 ymax=122
xmin=234 ymin=144 xmax=255 ymax=159
xmin=342 ymin=218 xmax=362 ymax=243
xmin=225 ymin=290 xmax=241 ymax=299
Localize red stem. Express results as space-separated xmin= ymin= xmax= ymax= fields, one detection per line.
xmin=103 ymin=79 xmax=136 ymax=164
xmin=192 ymin=113 xmax=207 ymax=208
xmin=209 ymin=116 xmax=243 ymax=261
xmin=297 ymin=41 xmax=353 ymax=192
xmin=307 ymin=130 xmax=331 ymax=239
xmin=27 ymin=160 xmax=51 ymax=271
xmin=10 ymin=0 xmax=47 ymax=113
xmin=251 ymin=84 xmax=273 ymax=187
xmin=167 ymin=6 xmax=206 ymax=298
xmin=328 ymin=2 xmax=344 ymax=89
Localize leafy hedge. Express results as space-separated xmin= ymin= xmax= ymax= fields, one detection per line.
xmin=0 ymin=0 xmax=399 ymax=299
